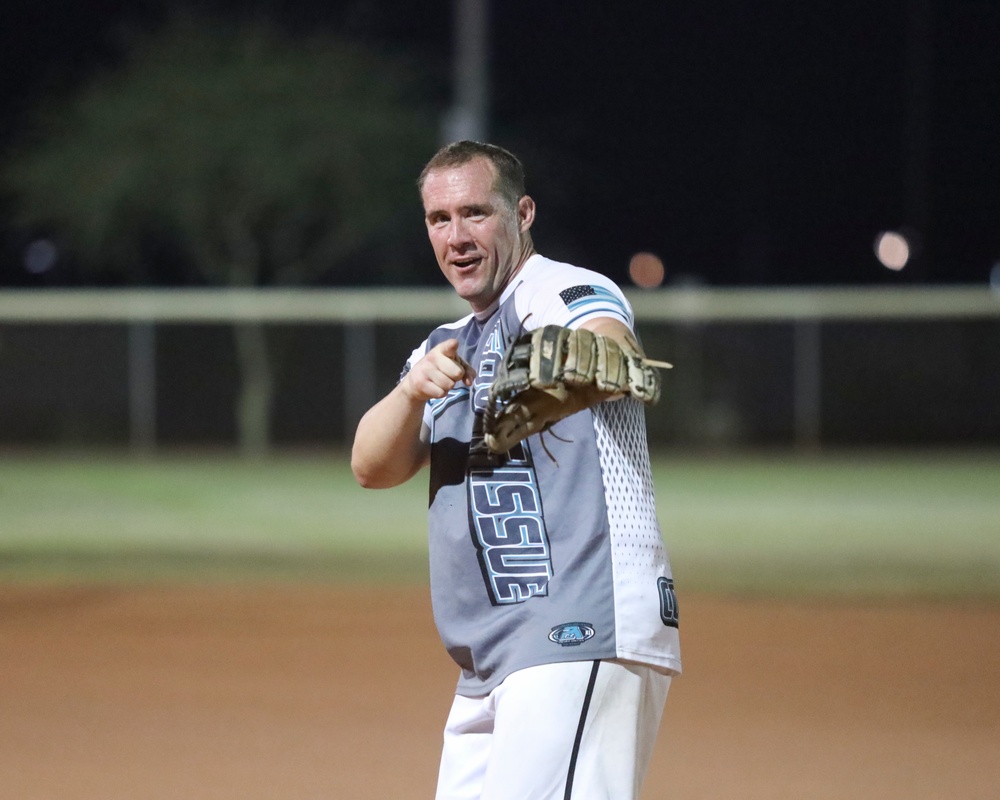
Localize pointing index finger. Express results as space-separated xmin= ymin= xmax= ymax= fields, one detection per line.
xmin=453 ymin=354 xmax=476 ymax=385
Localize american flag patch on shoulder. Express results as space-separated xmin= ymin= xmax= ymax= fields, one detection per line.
xmin=559 ymin=285 xmax=597 ymax=305
xmin=558 ymin=283 xmax=630 ymax=324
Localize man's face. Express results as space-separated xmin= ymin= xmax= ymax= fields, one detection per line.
xmin=421 ymin=157 xmax=533 ymax=313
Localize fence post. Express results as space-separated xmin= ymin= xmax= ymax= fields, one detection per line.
xmin=343 ymin=322 xmax=376 ymax=441
xmin=127 ymin=322 xmax=157 ymax=453
xmin=673 ymin=323 xmax=705 ymax=446
xmin=793 ymin=320 xmax=822 ymax=449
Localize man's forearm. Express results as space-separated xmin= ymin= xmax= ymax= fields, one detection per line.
xmin=351 ymin=383 xmax=429 ymax=489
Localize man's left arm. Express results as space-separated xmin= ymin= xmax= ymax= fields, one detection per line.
xmin=578 ymin=316 xmax=646 ymax=358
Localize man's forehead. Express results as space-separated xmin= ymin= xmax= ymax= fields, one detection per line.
xmin=422 ymin=159 xmax=498 ymax=204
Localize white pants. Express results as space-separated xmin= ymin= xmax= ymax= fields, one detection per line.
xmin=435 ymin=660 xmax=672 ymax=800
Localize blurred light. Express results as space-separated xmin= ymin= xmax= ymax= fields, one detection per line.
xmin=874 ymin=230 xmax=910 ymax=271
xmin=24 ymin=239 xmax=58 ymax=274
xmin=990 ymin=262 xmax=1000 ymax=294
xmin=629 ymin=251 xmax=665 ymax=289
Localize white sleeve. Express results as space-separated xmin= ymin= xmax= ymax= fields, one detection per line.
xmin=512 ymin=263 xmax=635 ymax=333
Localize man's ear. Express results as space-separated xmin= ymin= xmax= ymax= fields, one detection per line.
xmin=517 ymin=195 xmax=536 ymax=233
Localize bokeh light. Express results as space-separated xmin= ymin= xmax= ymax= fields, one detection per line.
xmin=23 ymin=239 xmax=58 ymax=274
xmin=874 ymin=231 xmax=910 ymax=271
xmin=629 ymin=251 xmax=665 ymax=288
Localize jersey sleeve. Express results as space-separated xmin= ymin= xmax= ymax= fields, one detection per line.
xmin=513 ymin=262 xmax=635 ymax=332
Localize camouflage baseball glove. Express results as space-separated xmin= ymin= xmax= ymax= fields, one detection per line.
xmin=483 ymin=324 xmax=669 ymax=454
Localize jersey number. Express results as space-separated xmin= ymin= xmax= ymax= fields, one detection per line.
xmin=657 ymin=577 xmax=679 ymax=628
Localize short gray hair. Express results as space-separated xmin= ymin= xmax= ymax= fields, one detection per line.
xmin=418 ymin=140 xmax=527 ymax=210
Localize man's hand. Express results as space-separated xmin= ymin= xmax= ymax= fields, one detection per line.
xmin=402 ymin=339 xmax=476 ymax=402
xmin=352 ymin=339 xmax=475 ymax=489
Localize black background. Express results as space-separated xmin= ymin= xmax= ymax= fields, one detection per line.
xmin=2 ymin=0 xmax=998 ymax=289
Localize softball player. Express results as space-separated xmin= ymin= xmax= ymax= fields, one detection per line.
xmin=352 ymin=141 xmax=681 ymax=800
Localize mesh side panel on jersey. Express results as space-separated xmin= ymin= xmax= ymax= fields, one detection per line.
xmin=592 ymin=399 xmax=668 ymax=586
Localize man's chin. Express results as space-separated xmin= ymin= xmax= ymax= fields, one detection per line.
xmin=456 ymin=285 xmax=496 ymax=313
xmin=451 ymin=278 xmax=483 ymax=302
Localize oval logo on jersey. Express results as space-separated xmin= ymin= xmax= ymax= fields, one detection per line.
xmin=548 ymin=622 xmax=596 ymax=647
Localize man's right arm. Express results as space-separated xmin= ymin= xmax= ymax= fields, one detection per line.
xmin=350 ymin=339 xmax=475 ymax=489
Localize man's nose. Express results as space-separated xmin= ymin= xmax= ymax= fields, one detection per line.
xmin=447 ymin=218 xmax=471 ymax=246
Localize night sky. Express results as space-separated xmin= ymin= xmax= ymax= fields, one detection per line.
xmin=2 ymin=0 xmax=998 ymax=289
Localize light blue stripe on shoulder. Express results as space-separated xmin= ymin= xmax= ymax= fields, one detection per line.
xmin=567 ymin=305 xmax=631 ymax=328
xmin=567 ymin=287 xmax=628 ymax=314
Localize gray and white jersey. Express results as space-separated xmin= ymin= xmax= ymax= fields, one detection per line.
xmin=405 ymin=254 xmax=681 ymax=696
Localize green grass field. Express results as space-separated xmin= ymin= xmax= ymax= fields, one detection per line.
xmin=1 ymin=450 xmax=998 ymax=597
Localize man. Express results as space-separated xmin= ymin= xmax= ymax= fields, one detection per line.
xmin=352 ymin=141 xmax=681 ymax=799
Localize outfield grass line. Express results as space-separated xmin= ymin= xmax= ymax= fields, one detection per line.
xmin=1 ymin=450 xmax=997 ymax=596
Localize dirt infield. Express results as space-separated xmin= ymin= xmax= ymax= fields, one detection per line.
xmin=2 ymin=584 xmax=998 ymax=799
